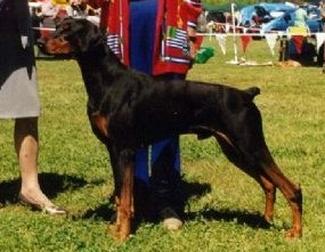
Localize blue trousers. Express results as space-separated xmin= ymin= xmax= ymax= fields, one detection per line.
xmin=130 ymin=0 xmax=181 ymax=186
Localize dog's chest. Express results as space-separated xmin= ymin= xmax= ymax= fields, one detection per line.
xmin=89 ymin=112 xmax=110 ymax=140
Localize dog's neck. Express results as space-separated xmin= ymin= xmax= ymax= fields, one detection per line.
xmin=75 ymin=37 xmax=128 ymax=111
xmin=76 ymin=36 xmax=120 ymax=65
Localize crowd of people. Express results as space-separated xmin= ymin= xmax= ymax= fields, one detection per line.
xmin=29 ymin=0 xmax=101 ymax=28
xmin=28 ymin=0 xmax=101 ymax=55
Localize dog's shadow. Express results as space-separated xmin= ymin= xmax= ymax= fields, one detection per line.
xmin=183 ymin=182 xmax=269 ymax=229
xmin=182 ymin=181 xmax=269 ymax=230
xmin=80 ymin=180 xmax=212 ymax=222
xmin=185 ymin=209 xmax=270 ymax=229
xmin=0 ymin=172 xmax=88 ymax=205
xmin=1 ymin=174 xmax=269 ymax=230
xmin=79 ymin=180 xmax=270 ymax=230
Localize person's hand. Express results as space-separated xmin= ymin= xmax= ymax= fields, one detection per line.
xmin=21 ymin=36 xmax=29 ymax=49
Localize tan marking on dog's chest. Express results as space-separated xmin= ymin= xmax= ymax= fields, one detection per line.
xmin=91 ymin=113 xmax=110 ymax=137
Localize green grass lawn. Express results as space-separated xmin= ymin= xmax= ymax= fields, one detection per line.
xmin=1 ymin=38 xmax=325 ymax=251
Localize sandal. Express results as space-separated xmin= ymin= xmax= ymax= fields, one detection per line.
xmin=18 ymin=193 xmax=67 ymax=215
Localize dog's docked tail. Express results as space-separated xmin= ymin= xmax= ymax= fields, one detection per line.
xmin=244 ymin=87 xmax=260 ymax=101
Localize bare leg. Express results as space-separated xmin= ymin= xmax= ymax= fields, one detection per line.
xmin=14 ymin=117 xmax=63 ymax=212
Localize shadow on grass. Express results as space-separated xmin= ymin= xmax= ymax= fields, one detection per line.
xmin=77 ymin=179 xmax=270 ymax=235
xmin=183 ymin=181 xmax=270 ymax=230
xmin=182 ymin=180 xmax=211 ymax=200
xmin=81 ymin=203 xmax=115 ymax=222
xmin=78 ymin=180 xmax=212 ymax=224
xmin=0 ymin=172 xmax=88 ymax=205
xmin=185 ymin=208 xmax=271 ymax=230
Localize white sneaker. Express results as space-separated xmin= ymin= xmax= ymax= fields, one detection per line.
xmin=160 ymin=207 xmax=183 ymax=231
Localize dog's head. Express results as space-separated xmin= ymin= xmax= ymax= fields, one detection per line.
xmin=46 ymin=18 xmax=103 ymax=55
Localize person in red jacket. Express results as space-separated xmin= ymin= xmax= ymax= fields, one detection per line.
xmin=100 ymin=0 xmax=202 ymax=230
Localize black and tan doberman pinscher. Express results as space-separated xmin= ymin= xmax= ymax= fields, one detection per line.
xmin=46 ymin=18 xmax=302 ymax=241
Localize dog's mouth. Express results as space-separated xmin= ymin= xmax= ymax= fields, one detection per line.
xmin=45 ymin=36 xmax=72 ymax=54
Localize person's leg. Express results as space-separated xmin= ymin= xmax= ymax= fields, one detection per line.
xmin=150 ymin=136 xmax=184 ymax=230
xmin=129 ymin=0 xmax=158 ymax=220
xmin=149 ymin=73 xmax=185 ymax=230
xmin=14 ymin=117 xmax=65 ymax=214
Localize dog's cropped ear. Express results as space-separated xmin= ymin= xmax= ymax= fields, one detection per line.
xmin=54 ymin=17 xmax=74 ymax=37
xmin=77 ymin=23 xmax=103 ymax=53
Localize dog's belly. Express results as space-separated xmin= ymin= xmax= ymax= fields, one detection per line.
xmin=133 ymin=116 xmax=193 ymax=147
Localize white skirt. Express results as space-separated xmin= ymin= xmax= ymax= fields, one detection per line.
xmin=0 ymin=67 xmax=40 ymax=118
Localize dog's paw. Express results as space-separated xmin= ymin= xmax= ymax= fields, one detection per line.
xmin=107 ymin=223 xmax=130 ymax=241
xmin=263 ymin=213 xmax=273 ymax=224
xmin=285 ymin=227 xmax=302 ymax=239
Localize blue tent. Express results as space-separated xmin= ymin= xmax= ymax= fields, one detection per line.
xmin=240 ymin=3 xmax=294 ymax=26
xmin=239 ymin=2 xmax=322 ymax=33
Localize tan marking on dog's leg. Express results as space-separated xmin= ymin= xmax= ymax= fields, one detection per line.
xmin=261 ymin=151 xmax=302 ymax=238
xmin=114 ymin=162 xmax=134 ymax=241
xmin=260 ymin=175 xmax=276 ymax=222
xmin=215 ymin=132 xmax=276 ymax=223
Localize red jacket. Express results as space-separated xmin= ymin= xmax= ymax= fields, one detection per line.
xmin=100 ymin=0 xmax=202 ymax=76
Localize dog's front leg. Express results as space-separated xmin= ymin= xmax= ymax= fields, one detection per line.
xmin=111 ymin=148 xmax=135 ymax=241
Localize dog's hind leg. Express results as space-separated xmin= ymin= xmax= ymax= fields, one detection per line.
xmin=258 ymin=149 xmax=302 ymax=238
xmin=214 ymin=132 xmax=276 ymax=223
xmin=215 ymin=132 xmax=302 ymax=238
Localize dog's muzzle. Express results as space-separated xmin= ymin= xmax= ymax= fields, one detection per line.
xmin=45 ymin=37 xmax=72 ymax=54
